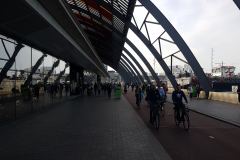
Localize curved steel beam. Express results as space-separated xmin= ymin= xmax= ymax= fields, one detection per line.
xmin=126 ymin=38 xmax=158 ymax=83
xmin=123 ymin=47 xmax=151 ymax=83
xmin=118 ymin=67 xmax=130 ymax=83
xmin=119 ymin=61 xmax=138 ymax=83
xmin=139 ymin=0 xmax=211 ymax=94
xmin=0 ymin=43 xmax=24 ymax=85
xmin=24 ymin=54 xmax=47 ymax=87
xmin=119 ymin=63 xmax=135 ymax=84
xmin=120 ymin=59 xmax=142 ymax=84
xmin=129 ymin=23 xmax=177 ymax=87
xmin=234 ymin=0 xmax=240 ymax=9
xmin=44 ymin=59 xmax=60 ymax=84
xmin=54 ymin=63 xmax=69 ymax=84
xmin=121 ymin=58 xmax=143 ymax=84
xmin=119 ymin=62 xmax=139 ymax=84
xmin=121 ymin=54 xmax=145 ymax=83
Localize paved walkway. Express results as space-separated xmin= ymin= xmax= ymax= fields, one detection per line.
xmin=167 ymin=95 xmax=240 ymax=126
xmin=0 ymin=95 xmax=171 ymax=160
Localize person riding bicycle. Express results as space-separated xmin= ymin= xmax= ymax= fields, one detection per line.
xmin=149 ymin=85 xmax=160 ymax=124
xmin=135 ymin=85 xmax=142 ymax=107
xmin=157 ymin=86 xmax=166 ymax=110
xmin=172 ymin=84 xmax=188 ymax=121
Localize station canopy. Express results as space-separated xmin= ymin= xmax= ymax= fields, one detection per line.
xmin=65 ymin=0 xmax=136 ymax=69
xmin=0 ymin=0 xmax=136 ymax=75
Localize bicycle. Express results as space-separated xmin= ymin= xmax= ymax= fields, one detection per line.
xmin=174 ymin=103 xmax=190 ymax=131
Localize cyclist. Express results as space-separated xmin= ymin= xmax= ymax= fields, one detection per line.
xmin=149 ymin=85 xmax=159 ymax=124
xmin=135 ymin=85 xmax=142 ymax=107
xmin=157 ymin=86 xmax=166 ymax=110
xmin=172 ymin=84 xmax=188 ymax=121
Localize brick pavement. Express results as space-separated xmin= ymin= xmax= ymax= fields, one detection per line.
xmin=0 ymin=95 xmax=171 ymax=160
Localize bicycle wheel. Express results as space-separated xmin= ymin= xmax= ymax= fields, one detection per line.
xmin=183 ymin=112 xmax=190 ymax=131
xmin=154 ymin=113 xmax=160 ymax=129
xmin=174 ymin=110 xmax=179 ymax=126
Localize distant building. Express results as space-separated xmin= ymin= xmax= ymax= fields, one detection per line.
xmin=170 ymin=65 xmax=184 ymax=77
xmin=108 ymin=71 xmax=121 ymax=83
xmin=23 ymin=67 xmax=41 ymax=83
xmin=40 ymin=66 xmax=56 ymax=75
xmin=183 ymin=64 xmax=194 ymax=76
xmin=212 ymin=66 xmax=235 ymax=78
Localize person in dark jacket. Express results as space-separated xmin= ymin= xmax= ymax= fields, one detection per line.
xmin=237 ymin=85 xmax=240 ymax=103
xmin=172 ymin=84 xmax=188 ymax=121
xmin=149 ymin=85 xmax=160 ymax=124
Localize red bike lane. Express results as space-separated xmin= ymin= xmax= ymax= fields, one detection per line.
xmin=124 ymin=91 xmax=240 ymax=160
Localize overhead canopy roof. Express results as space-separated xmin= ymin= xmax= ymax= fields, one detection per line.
xmin=65 ymin=0 xmax=136 ymax=69
xmin=0 ymin=0 xmax=136 ymax=74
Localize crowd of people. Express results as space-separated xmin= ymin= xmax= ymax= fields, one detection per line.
xmin=124 ymin=82 xmax=168 ymax=124
xmin=124 ymin=82 xmax=191 ymax=125
xmin=78 ymin=82 xmax=122 ymax=99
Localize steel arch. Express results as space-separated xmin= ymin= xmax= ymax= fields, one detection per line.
xmin=129 ymin=23 xmax=177 ymax=88
xmin=126 ymin=38 xmax=159 ymax=83
xmin=24 ymin=54 xmax=47 ymax=87
xmin=123 ymin=47 xmax=151 ymax=83
xmin=120 ymin=59 xmax=142 ymax=83
xmin=117 ymin=69 xmax=126 ymax=82
xmin=119 ymin=61 xmax=140 ymax=84
xmin=138 ymin=0 xmax=211 ymax=95
xmin=120 ymin=61 xmax=140 ymax=84
xmin=118 ymin=67 xmax=130 ymax=83
xmin=119 ymin=63 xmax=138 ymax=83
xmin=0 ymin=43 xmax=23 ymax=85
xmin=121 ymin=54 xmax=145 ymax=83
xmin=234 ymin=0 xmax=240 ymax=9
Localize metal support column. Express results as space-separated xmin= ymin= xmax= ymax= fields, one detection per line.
xmin=24 ymin=54 xmax=47 ymax=87
xmin=121 ymin=54 xmax=145 ymax=83
xmin=130 ymin=23 xmax=177 ymax=87
xmin=43 ymin=59 xmax=60 ymax=84
xmin=123 ymin=47 xmax=151 ymax=83
xmin=54 ymin=64 xmax=69 ymax=84
xmin=119 ymin=62 xmax=135 ymax=83
xmin=126 ymin=38 xmax=158 ymax=83
xmin=118 ymin=65 xmax=132 ymax=83
xmin=120 ymin=60 xmax=141 ymax=84
xmin=119 ymin=62 xmax=138 ymax=84
xmin=118 ymin=67 xmax=129 ymax=83
xmin=0 ymin=43 xmax=24 ymax=85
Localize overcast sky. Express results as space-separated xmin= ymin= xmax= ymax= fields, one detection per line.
xmin=123 ymin=0 xmax=240 ymax=74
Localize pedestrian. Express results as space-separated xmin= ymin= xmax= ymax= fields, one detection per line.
xmin=237 ymin=85 xmax=240 ymax=104
xmin=59 ymin=83 xmax=63 ymax=98
xmin=135 ymin=86 xmax=141 ymax=107
xmin=196 ymin=85 xmax=201 ymax=99
xmin=131 ymin=84 xmax=134 ymax=92
xmin=65 ymin=84 xmax=69 ymax=96
xmin=148 ymin=85 xmax=159 ymax=124
xmin=107 ymin=83 xmax=112 ymax=98
xmin=34 ymin=84 xmax=40 ymax=101
xmin=97 ymin=83 xmax=101 ymax=95
xmin=94 ymin=83 xmax=97 ymax=96
xmin=188 ymin=85 xmax=193 ymax=99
